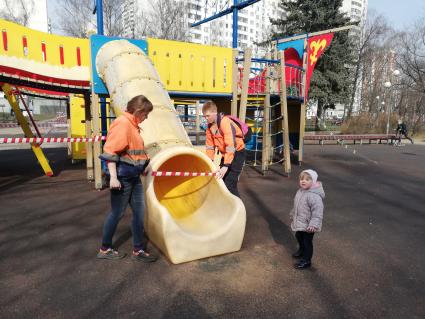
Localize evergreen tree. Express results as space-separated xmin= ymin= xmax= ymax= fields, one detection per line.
xmin=271 ymin=0 xmax=355 ymax=128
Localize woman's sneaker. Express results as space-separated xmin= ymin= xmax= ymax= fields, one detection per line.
xmin=96 ymin=248 xmax=126 ymax=260
xmin=131 ymin=249 xmax=158 ymax=263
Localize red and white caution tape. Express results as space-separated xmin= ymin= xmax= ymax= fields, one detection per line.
xmin=0 ymin=122 xmax=69 ymax=129
xmin=149 ymin=171 xmax=217 ymax=177
xmin=0 ymin=136 xmax=106 ymax=144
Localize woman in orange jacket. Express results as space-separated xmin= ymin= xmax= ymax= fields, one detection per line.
xmin=203 ymin=100 xmax=246 ymax=197
xmin=97 ymin=95 xmax=157 ymax=262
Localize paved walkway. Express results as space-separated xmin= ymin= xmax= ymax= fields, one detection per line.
xmin=0 ymin=144 xmax=424 ymax=318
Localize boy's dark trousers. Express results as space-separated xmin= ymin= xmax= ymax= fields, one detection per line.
xmin=295 ymin=231 xmax=315 ymax=261
xmin=220 ymin=149 xmax=245 ymax=198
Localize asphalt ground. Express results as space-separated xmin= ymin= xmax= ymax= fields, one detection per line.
xmin=0 ymin=144 xmax=424 ymax=319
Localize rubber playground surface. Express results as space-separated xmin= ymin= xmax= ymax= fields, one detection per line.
xmin=0 ymin=144 xmax=424 ymax=319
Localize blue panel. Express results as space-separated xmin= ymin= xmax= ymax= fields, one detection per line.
xmin=277 ymin=39 xmax=305 ymax=59
xmin=90 ymin=35 xmax=148 ymax=95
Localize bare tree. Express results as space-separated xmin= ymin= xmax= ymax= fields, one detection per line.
xmin=55 ymin=0 xmax=95 ymax=38
xmin=102 ymin=0 xmax=126 ymax=37
xmin=135 ymin=0 xmax=190 ymax=41
xmin=396 ymin=21 xmax=425 ymax=94
xmin=0 ymin=0 xmax=34 ymax=26
xmin=344 ymin=15 xmax=425 ymax=135
xmin=394 ymin=19 xmax=425 ymax=133
xmin=346 ymin=12 xmax=391 ymax=118
xmin=361 ymin=45 xmax=393 ymax=114
xmin=55 ymin=0 xmax=125 ymax=38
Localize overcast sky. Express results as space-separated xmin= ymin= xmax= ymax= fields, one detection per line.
xmin=368 ymin=0 xmax=425 ymax=29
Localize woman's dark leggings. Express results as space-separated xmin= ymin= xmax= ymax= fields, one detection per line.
xmin=295 ymin=231 xmax=315 ymax=262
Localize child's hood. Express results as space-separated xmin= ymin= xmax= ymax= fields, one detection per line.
xmin=307 ymin=182 xmax=325 ymax=199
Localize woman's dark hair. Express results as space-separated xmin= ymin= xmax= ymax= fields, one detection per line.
xmin=126 ymin=95 xmax=153 ymax=114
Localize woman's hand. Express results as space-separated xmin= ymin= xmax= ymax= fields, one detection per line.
xmin=109 ymin=177 xmax=121 ymax=190
xmin=107 ymin=162 xmax=120 ymax=189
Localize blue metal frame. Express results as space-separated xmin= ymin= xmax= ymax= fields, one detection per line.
xmin=90 ymin=35 xmax=148 ymax=95
xmin=95 ymin=0 xmax=104 ymax=36
xmin=232 ymin=0 xmax=238 ymax=49
xmin=94 ymin=0 xmax=106 ymax=139
xmin=190 ymin=0 xmax=261 ymax=49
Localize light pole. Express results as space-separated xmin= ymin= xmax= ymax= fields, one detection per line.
xmin=384 ymin=69 xmax=401 ymax=135
xmin=375 ymin=95 xmax=380 ymax=115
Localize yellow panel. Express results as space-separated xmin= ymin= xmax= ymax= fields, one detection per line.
xmin=147 ymin=38 xmax=232 ymax=94
xmin=70 ymin=95 xmax=111 ymax=160
xmin=0 ymin=19 xmax=90 ymax=68
xmin=70 ymin=95 xmax=87 ymax=160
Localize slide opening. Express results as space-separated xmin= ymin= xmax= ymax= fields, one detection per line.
xmin=153 ymin=154 xmax=215 ymax=220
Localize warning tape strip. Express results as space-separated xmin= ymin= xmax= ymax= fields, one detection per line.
xmin=149 ymin=171 xmax=217 ymax=177
xmin=0 ymin=136 xmax=217 ymax=177
xmin=0 ymin=136 xmax=106 ymax=144
xmin=0 ymin=122 xmax=69 ymax=129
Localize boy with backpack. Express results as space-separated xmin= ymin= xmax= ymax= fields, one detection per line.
xmin=202 ymin=100 xmax=251 ymax=198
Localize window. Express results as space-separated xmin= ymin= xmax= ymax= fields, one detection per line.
xmin=351 ymin=1 xmax=362 ymax=7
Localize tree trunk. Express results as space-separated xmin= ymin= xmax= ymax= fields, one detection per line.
xmin=347 ymin=54 xmax=362 ymax=119
xmin=315 ymin=100 xmax=323 ymax=130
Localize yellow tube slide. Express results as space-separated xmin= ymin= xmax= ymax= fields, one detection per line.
xmin=95 ymin=40 xmax=246 ymax=264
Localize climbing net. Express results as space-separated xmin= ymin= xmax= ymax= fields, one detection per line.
xmin=237 ymin=58 xmax=290 ymax=169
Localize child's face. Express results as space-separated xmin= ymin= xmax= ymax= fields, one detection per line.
xmin=203 ymin=111 xmax=217 ymax=124
xmin=299 ymin=176 xmax=313 ymax=190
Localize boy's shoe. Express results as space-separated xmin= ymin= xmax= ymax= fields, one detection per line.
xmin=294 ymin=260 xmax=311 ymax=270
xmin=131 ymin=249 xmax=158 ymax=263
xmin=292 ymin=250 xmax=303 ymax=258
xmin=96 ymin=248 xmax=126 ymax=260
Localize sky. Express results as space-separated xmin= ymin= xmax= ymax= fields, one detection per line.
xmin=368 ymin=0 xmax=425 ymax=29
xmin=46 ymin=0 xmax=425 ymax=34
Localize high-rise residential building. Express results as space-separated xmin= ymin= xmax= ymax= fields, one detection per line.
xmin=343 ymin=0 xmax=368 ymax=114
xmin=122 ymin=0 xmax=137 ymax=38
xmin=342 ymin=0 xmax=368 ymax=43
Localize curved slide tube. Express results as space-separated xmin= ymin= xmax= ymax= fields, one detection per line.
xmin=96 ymin=40 xmax=246 ymax=264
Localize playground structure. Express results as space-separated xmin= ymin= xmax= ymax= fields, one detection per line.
xmin=0 ymin=18 xmax=310 ymax=181
xmin=0 ymin=18 xmax=313 ymax=263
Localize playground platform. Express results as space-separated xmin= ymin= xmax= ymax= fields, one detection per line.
xmin=0 ymin=144 xmax=424 ymax=318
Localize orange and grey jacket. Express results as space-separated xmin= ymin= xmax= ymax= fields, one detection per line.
xmin=206 ymin=114 xmax=245 ymax=166
xmin=100 ymin=112 xmax=149 ymax=166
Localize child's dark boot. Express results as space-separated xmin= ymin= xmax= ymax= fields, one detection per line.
xmin=294 ymin=259 xmax=311 ymax=270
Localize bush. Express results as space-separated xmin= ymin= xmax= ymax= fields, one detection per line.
xmin=340 ymin=113 xmax=399 ymax=134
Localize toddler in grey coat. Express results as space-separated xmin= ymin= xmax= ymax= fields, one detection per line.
xmin=290 ymin=169 xmax=325 ymax=269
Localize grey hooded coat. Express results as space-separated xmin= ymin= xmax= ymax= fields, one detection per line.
xmin=290 ymin=183 xmax=325 ymax=232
